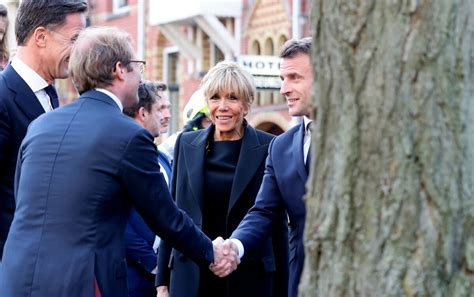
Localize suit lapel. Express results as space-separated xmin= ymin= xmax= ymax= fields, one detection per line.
xmin=183 ymin=128 xmax=210 ymax=211
xmin=293 ymin=122 xmax=307 ymax=183
xmin=227 ymin=125 xmax=266 ymax=214
xmin=3 ymin=66 xmax=45 ymax=121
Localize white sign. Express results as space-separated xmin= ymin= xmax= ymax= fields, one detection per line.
xmin=253 ymin=76 xmax=281 ymax=89
xmin=236 ymin=55 xmax=281 ymax=76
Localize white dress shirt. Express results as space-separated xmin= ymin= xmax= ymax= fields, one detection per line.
xmin=303 ymin=116 xmax=312 ymax=164
xmin=95 ymin=88 xmax=123 ymax=111
xmin=11 ymin=57 xmax=53 ymax=112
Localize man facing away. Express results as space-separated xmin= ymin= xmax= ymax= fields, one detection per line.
xmin=222 ymin=37 xmax=314 ymax=297
xmin=0 ymin=26 xmax=238 ymax=297
xmin=123 ymin=81 xmax=172 ymax=297
xmin=0 ymin=0 xmax=88 ymax=261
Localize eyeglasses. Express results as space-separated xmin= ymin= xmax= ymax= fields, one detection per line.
xmin=126 ymin=60 xmax=146 ymax=74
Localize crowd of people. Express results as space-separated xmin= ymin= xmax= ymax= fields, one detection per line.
xmin=0 ymin=1 xmax=313 ymax=297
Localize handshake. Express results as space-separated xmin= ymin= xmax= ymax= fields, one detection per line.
xmin=156 ymin=237 xmax=241 ymax=296
xmin=209 ymin=237 xmax=241 ymax=277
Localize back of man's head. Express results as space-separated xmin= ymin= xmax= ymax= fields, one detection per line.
xmin=279 ymin=37 xmax=312 ymax=59
xmin=16 ymin=0 xmax=88 ymax=46
xmin=69 ymin=26 xmax=134 ymax=94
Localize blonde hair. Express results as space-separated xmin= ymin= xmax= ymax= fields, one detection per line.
xmin=69 ymin=26 xmax=134 ymax=94
xmin=200 ymin=61 xmax=256 ymax=110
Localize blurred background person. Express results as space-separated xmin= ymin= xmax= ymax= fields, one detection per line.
xmin=158 ymin=88 xmax=211 ymax=162
xmin=123 ymin=81 xmax=172 ymax=297
xmin=154 ymin=82 xmax=173 ymax=180
xmin=0 ymin=3 xmax=9 ymax=70
xmin=181 ymin=88 xmax=212 ymax=132
xmin=156 ymin=61 xmax=289 ymax=297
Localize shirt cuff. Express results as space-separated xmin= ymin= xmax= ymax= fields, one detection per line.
xmin=153 ymin=236 xmax=161 ymax=253
xmin=230 ymin=238 xmax=244 ymax=258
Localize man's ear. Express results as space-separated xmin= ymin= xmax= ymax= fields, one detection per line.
xmin=114 ymin=61 xmax=126 ymax=81
xmin=137 ymin=106 xmax=147 ymax=122
xmin=32 ymin=26 xmax=48 ymax=48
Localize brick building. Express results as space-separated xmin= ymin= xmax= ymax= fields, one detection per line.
xmin=146 ymin=0 xmax=312 ymax=135
xmin=4 ymin=0 xmax=312 ymax=135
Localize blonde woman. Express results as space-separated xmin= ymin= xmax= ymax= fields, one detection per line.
xmin=156 ymin=61 xmax=289 ymax=297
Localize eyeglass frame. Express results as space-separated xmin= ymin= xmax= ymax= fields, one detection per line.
xmin=124 ymin=60 xmax=146 ymax=74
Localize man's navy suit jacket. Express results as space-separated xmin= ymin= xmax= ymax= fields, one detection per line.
xmin=232 ymin=122 xmax=308 ymax=297
xmin=0 ymin=90 xmax=213 ymax=297
xmin=0 ymin=65 xmax=59 ymax=257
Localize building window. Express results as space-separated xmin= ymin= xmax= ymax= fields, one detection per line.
xmin=113 ymin=0 xmax=129 ymax=14
xmin=250 ymin=40 xmax=261 ymax=55
xmin=277 ymin=35 xmax=287 ymax=52
xmin=163 ymin=49 xmax=180 ymax=134
xmin=264 ymin=37 xmax=274 ymax=55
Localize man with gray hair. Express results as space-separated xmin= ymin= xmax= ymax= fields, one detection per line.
xmin=0 ymin=26 xmax=238 ymax=297
xmin=0 ymin=0 xmax=88 ymax=262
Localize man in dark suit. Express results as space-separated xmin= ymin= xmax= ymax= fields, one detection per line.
xmin=0 ymin=26 xmax=238 ymax=297
xmin=223 ymin=37 xmax=314 ymax=297
xmin=123 ymin=81 xmax=173 ymax=297
xmin=0 ymin=0 xmax=88 ymax=260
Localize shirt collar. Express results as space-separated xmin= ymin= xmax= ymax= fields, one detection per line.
xmin=303 ymin=116 xmax=312 ymax=133
xmin=11 ymin=57 xmax=49 ymax=93
xmin=95 ymin=88 xmax=123 ymax=111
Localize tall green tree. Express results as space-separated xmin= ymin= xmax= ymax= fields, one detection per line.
xmin=301 ymin=0 xmax=473 ymax=296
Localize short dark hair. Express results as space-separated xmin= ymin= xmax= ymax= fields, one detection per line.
xmin=0 ymin=4 xmax=7 ymax=18
xmin=154 ymin=82 xmax=167 ymax=92
xmin=279 ymin=37 xmax=312 ymax=59
xmin=16 ymin=0 xmax=88 ymax=45
xmin=123 ymin=81 xmax=167 ymax=118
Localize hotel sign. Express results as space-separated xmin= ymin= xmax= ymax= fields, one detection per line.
xmin=236 ymin=55 xmax=281 ymax=76
xmin=236 ymin=55 xmax=281 ymax=89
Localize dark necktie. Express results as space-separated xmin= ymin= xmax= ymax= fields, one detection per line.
xmin=44 ymin=84 xmax=59 ymax=109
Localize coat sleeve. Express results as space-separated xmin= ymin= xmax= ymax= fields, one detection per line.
xmin=231 ymin=138 xmax=287 ymax=256
xmin=119 ymin=129 xmax=213 ymax=269
xmin=155 ymin=132 xmax=183 ymax=286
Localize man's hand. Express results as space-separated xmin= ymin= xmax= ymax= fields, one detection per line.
xmin=209 ymin=237 xmax=240 ymax=277
xmin=156 ymin=285 xmax=169 ymax=297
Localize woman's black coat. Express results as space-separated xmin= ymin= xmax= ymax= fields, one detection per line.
xmin=156 ymin=124 xmax=289 ymax=297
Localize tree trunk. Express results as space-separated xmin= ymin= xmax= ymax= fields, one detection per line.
xmin=301 ymin=0 xmax=473 ymax=296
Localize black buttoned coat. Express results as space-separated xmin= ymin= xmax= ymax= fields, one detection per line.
xmin=156 ymin=123 xmax=289 ymax=297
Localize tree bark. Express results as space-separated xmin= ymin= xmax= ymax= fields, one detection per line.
xmin=301 ymin=0 xmax=474 ymax=296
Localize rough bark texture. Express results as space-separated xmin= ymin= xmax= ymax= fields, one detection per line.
xmin=301 ymin=0 xmax=473 ymax=296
